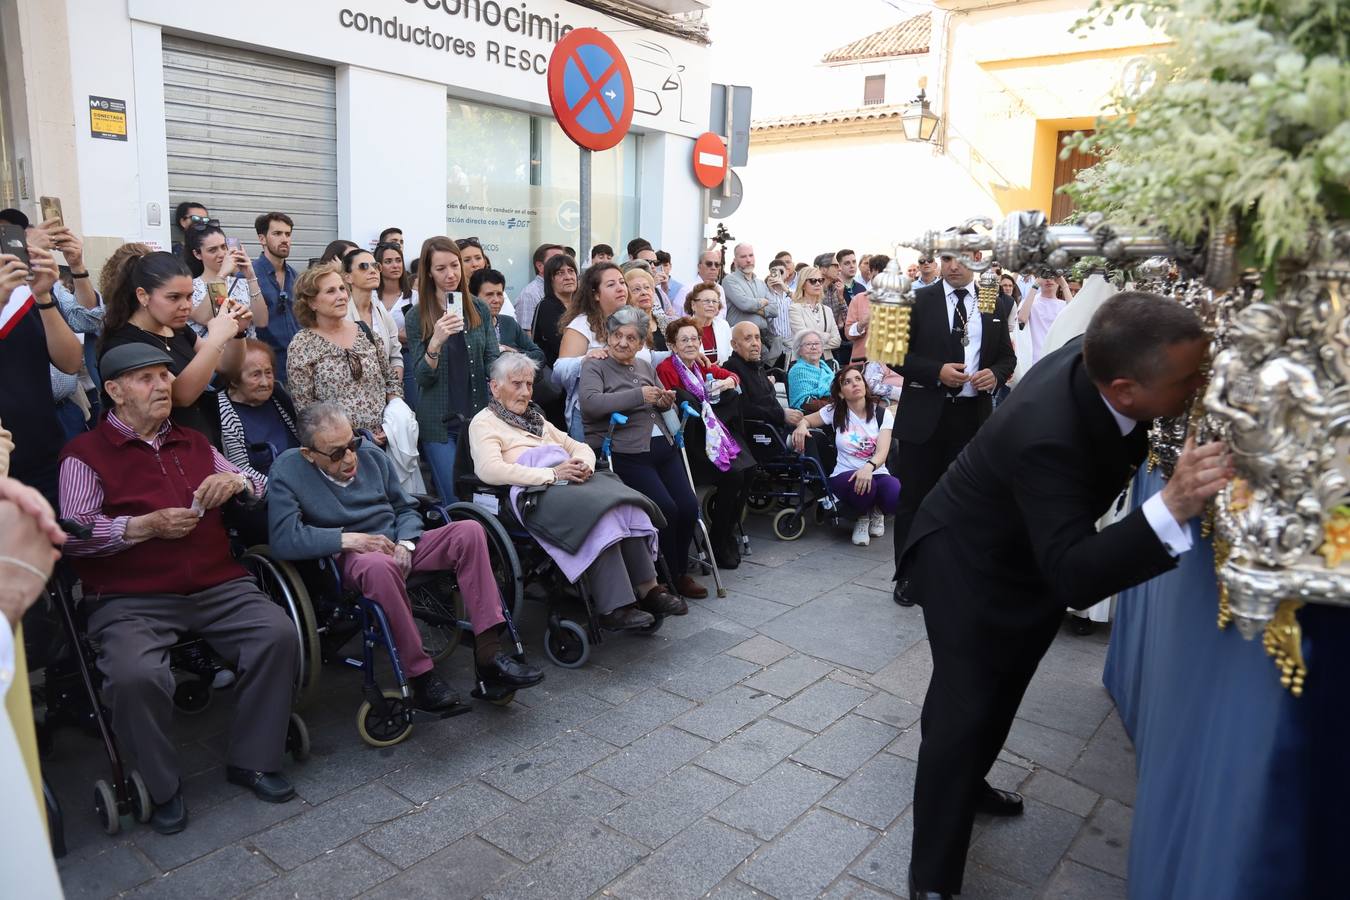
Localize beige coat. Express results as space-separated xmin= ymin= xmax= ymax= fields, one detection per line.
xmin=468 ymin=407 xmax=596 ymax=486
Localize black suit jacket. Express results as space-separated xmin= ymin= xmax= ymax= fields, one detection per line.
xmin=725 ymin=353 xmax=787 ymax=428
xmin=893 ymin=282 xmax=1017 ymax=444
xmin=899 ymin=338 xmax=1178 ymax=658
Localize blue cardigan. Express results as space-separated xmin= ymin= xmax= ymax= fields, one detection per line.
xmin=267 ymin=440 xmax=423 ymax=560
xmin=788 ymin=358 xmax=834 ymax=409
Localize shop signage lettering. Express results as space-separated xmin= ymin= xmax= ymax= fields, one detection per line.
xmin=338 ymin=0 xmax=575 ymax=74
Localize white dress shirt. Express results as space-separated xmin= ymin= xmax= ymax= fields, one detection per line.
xmin=1099 ymin=394 xmax=1194 ymax=557
xmin=943 ymin=280 xmax=982 ymax=398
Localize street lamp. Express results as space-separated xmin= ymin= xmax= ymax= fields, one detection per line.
xmin=901 ymin=77 xmax=940 ymax=143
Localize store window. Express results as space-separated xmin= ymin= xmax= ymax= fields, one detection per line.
xmin=447 ymin=98 xmax=640 ymax=297
xmin=863 ymin=75 xmax=886 ymax=107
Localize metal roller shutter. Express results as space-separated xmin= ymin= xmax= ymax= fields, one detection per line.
xmin=163 ymin=35 xmax=337 ymax=264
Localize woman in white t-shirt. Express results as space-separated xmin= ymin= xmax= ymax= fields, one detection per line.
xmin=555 ymin=262 xmax=642 ymax=439
xmin=1018 ymin=273 xmax=1074 ymax=364
xmin=791 ymin=365 xmax=899 ymax=547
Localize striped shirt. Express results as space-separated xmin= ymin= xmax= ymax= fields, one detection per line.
xmin=59 ymin=412 xmax=265 ymax=556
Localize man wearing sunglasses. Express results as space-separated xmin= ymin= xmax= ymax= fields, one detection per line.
xmin=913 ymin=255 xmax=941 ymax=288
xmin=268 ymin=403 xmax=544 ymax=713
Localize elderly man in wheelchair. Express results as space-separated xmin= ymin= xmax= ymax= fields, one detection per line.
xmin=266 ymin=402 xmax=544 ymax=714
xmin=58 ymin=344 xmax=300 ymax=835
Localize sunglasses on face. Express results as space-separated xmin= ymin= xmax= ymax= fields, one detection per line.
xmin=310 ymin=436 xmax=361 ymax=463
xmin=352 ymin=261 xmax=379 ymax=271
xmin=806 ymin=277 xmax=824 ymax=285
xmin=343 ymin=348 xmax=364 ymax=381
xmin=189 ymin=218 xmax=221 ymax=232
xmin=918 ymin=258 xmax=934 ymax=265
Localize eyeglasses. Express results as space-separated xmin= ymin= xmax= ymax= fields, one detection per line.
xmin=455 ymin=237 xmax=481 ymax=249
xmin=799 ymin=341 xmax=823 ymax=349
xmin=806 ymin=277 xmax=824 ymax=285
xmin=352 ymin=261 xmax=379 ymax=271
xmin=918 ymin=257 xmax=934 ymax=265
xmin=695 ymin=295 xmax=720 ymax=304
xmin=309 ymin=436 xmax=362 ymax=463
xmin=343 ymin=348 xmax=364 ymax=381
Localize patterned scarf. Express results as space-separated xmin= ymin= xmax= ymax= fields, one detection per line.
xmin=672 ymin=356 xmax=741 ymax=472
xmin=489 ymin=397 xmax=546 ymax=437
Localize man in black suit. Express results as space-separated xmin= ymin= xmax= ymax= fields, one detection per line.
xmin=901 ymin=292 xmax=1231 ymax=899
xmin=891 ymin=251 xmax=1017 ymax=604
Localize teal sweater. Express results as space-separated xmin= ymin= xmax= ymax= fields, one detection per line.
xmin=267 ymin=441 xmax=423 ymax=560
xmin=406 ymin=297 xmax=498 ymax=443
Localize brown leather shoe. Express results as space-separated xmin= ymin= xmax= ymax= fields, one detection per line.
xmin=598 ymin=605 xmax=656 ymax=630
xmin=674 ymin=574 xmax=709 ymax=600
xmin=639 ymin=585 xmax=688 ymax=616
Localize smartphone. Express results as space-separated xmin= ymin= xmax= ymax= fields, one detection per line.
xmin=39 ymin=196 xmax=64 ymax=229
xmin=225 ymin=237 xmax=241 ymax=252
xmin=206 ymin=281 xmax=228 ymax=316
xmin=0 ymin=223 xmax=29 ymax=268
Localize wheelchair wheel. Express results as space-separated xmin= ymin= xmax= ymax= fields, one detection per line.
xmin=544 ymin=619 xmax=590 ymax=669
xmin=286 ymin=712 xmax=311 ymax=762
xmin=408 ymin=575 xmax=465 ymax=663
xmin=356 ymin=690 xmax=414 ymax=747
xmin=129 ymin=770 xmax=152 ymax=824
xmin=240 ymin=546 xmax=323 ymax=707
xmin=173 ymin=678 xmax=212 ymax=714
xmin=746 ymin=493 xmax=776 ymax=514
xmin=772 ymin=507 xmax=807 ymax=541
xmin=444 ymin=503 xmax=524 ymax=623
xmin=92 ymin=779 xmax=119 ymax=836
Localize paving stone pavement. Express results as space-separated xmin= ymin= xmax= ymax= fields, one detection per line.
xmin=48 ymin=515 xmax=1131 ymax=899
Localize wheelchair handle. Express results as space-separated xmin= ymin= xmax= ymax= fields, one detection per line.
xmin=601 ymin=412 xmax=628 ymax=462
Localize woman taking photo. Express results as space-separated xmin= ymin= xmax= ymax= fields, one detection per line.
xmin=215 ymin=338 xmax=299 ymax=477
xmin=787 ymin=329 xmax=835 ymax=413
xmin=625 ymin=265 xmax=669 ymax=353
xmin=406 ymin=236 xmax=498 ymax=501
xmin=579 ymin=306 xmax=703 ymax=601
xmin=187 ymin=224 xmax=269 ymax=338
xmin=555 ymin=261 xmax=635 ymax=440
xmin=1018 ymin=271 xmax=1074 ymax=363
xmin=531 ymin=253 xmax=577 ymax=366
xmin=100 ymin=245 xmax=251 ymax=438
xmin=286 ymin=262 xmax=401 ymax=443
xmin=469 ymin=353 xmax=684 ymax=630
xmin=343 ymin=247 xmax=403 ymax=385
xmin=656 ymin=316 xmax=751 ymax=569
xmin=682 ymin=281 xmax=733 ymax=363
xmin=788 ymin=266 xmax=841 ymax=353
xmin=791 ymin=366 xmax=898 ymax=547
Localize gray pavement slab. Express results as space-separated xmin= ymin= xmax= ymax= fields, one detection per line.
xmin=770 ymin=678 xmax=873 ymax=733
xmin=358 ymin=836 xmax=519 ymax=900
xmin=711 ymin=760 xmax=839 ymax=840
xmin=608 ymin=818 xmax=759 ymax=899
xmin=481 ymin=825 xmax=645 ymax=900
xmin=820 ymin=751 xmax=918 ymax=829
xmin=1067 ymin=798 xmax=1132 ymax=879
xmin=602 ymin=764 xmax=741 ymax=848
xmin=243 ymin=842 xmax=397 ymax=900
xmin=739 ymin=809 xmax=878 ymax=900
xmin=475 ymin=775 xmax=625 ymax=862
xmin=697 ymin=717 xmax=814 ymax=784
xmin=791 ymin=714 xmax=900 ymax=779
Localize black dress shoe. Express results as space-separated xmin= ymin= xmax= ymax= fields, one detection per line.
xmin=639 ymin=585 xmax=687 ymax=617
xmin=150 ymin=788 xmax=188 ymax=834
xmin=411 ymin=670 xmax=462 ymax=711
xmin=598 ymin=605 xmax=656 ymax=630
xmin=225 ymin=766 xmax=296 ymax=803
xmin=976 ymin=783 xmax=1024 ymax=816
xmin=908 ymin=866 xmax=953 ymax=900
xmin=894 ymin=579 xmax=916 ymax=607
xmin=478 ymin=652 xmax=544 ymax=688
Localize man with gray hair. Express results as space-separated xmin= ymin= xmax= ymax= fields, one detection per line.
xmin=268 ymin=403 xmax=544 ymax=711
xmin=723 ymin=244 xmax=779 ymax=347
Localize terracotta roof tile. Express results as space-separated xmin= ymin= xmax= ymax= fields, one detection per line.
xmin=751 ymin=104 xmax=906 ymax=131
xmin=822 ymin=13 xmax=931 ymax=64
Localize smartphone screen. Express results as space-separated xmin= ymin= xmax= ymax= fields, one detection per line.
xmin=225 ymin=237 xmax=241 ymax=252
xmin=206 ymin=281 xmax=228 ymax=316
xmin=0 ymin=223 xmax=30 ymax=268
xmin=39 ymin=196 xmax=64 ymax=229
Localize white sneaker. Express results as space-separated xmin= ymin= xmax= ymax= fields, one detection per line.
xmin=852 ymin=516 xmax=871 ymax=546
xmin=869 ymin=509 xmax=886 ymax=538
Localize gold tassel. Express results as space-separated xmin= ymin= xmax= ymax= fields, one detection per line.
xmin=1262 ymin=600 xmax=1306 ymax=696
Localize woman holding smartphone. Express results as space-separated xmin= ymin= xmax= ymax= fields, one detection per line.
xmin=406 ymin=236 xmax=498 ymax=501
xmin=187 ymin=224 xmax=269 ymax=338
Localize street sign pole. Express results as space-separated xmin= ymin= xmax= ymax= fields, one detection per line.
xmin=580 ymin=149 xmax=592 ymax=268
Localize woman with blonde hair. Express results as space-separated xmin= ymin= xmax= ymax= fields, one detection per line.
xmin=624 ymin=265 xmax=669 ymax=352
xmin=788 ymin=266 xmax=841 ymax=352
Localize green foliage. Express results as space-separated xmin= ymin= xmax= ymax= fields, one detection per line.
xmin=1063 ymin=0 xmax=1350 ymax=269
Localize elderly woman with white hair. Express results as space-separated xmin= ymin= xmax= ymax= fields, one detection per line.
xmin=469 ymin=352 xmax=685 ymax=630
xmin=787 ymin=328 xmax=835 ymax=413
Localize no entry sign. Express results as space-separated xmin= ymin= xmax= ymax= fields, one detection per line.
xmin=692 ymin=131 xmax=729 ymax=189
xmin=547 ymin=28 xmax=635 ymax=152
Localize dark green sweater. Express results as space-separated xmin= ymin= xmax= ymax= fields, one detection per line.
xmin=406 ymin=296 xmax=499 ymax=443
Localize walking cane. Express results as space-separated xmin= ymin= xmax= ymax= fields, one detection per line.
xmin=599 ymin=412 xmax=626 ymax=471
xmin=674 ymin=401 xmax=727 ymax=598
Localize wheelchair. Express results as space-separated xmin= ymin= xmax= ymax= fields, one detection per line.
xmin=741 ymin=417 xmax=841 ymax=541
xmin=451 ymin=418 xmax=666 ymax=670
xmin=241 ymin=486 xmax=527 ymax=747
xmin=32 ymin=526 xmax=310 ymax=847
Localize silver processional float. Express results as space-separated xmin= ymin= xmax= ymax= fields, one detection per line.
xmin=866 ymin=209 xmax=1350 ymax=696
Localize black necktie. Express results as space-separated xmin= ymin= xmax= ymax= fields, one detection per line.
xmin=951 ymin=288 xmax=970 ymax=336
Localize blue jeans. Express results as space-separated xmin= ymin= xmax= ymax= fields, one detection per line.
xmin=421 ymin=431 xmax=458 ymax=503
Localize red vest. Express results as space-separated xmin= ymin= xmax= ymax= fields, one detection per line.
xmin=60 ymin=417 xmax=246 ymax=597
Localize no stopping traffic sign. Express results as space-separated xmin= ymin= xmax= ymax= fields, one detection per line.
xmin=547 ymin=28 xmax=635 ymax=152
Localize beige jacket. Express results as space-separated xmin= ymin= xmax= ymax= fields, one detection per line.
xmin=468 ymin=407 xmax=596 ymax=486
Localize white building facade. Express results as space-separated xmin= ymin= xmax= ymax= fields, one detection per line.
xmin=0 ymin=0 xmax=712 ymax=293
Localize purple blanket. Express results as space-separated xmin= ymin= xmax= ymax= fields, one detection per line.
xmin=509 ymin=445 xmax=659 ymax=583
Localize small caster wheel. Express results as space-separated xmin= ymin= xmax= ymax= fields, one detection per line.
xmin=639 ymin=614 xmax=664 ymax=635
xmin=173 ymin=678 xmax=212 ymax=715
xmin=813 ymin=502 xmax=829 ymax=525
xmin=772 ymin=507 xmax=806 ymax=541
xmin=355 ymin=690 xmax=413 ymax=747
xmin=543 ymin=619 xmax=590 ymax=669
xmin=129 ymin=770 xmax=152 ymax=824
xmin=286 ymin=712 xmax=311 ymax=762
xmin=92 ymin=779 xmax=120 ymax=835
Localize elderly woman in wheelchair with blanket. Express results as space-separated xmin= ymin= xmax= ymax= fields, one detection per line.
xmin=468 ymin=353 xmax=685 ymax=632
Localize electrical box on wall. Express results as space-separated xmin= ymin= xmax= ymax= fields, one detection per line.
xmin=146 ymin=202 xmax=161 ymax=227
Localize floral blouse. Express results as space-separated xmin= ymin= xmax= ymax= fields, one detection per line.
xmin=286 ymin=326 xmax=401 ymax=435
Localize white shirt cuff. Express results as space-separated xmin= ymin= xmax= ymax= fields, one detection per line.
xmin=1142 ymin=491 xmax=1193 ymax=557
xmin=847 ymin=322 xmax=864 ymax=338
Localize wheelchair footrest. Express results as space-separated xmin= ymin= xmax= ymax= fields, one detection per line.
xmin=410 ymin=705 xmax=472 ymax=723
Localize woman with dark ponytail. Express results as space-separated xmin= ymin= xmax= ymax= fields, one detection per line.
xmin=99 ymin=245 xmax=251 ymax=437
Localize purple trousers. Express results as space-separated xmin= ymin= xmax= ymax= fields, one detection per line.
xmin=829 ymin=470 xmax=901 ymax=518
xmin=339 ymin=521 xmax=504 ymax=678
